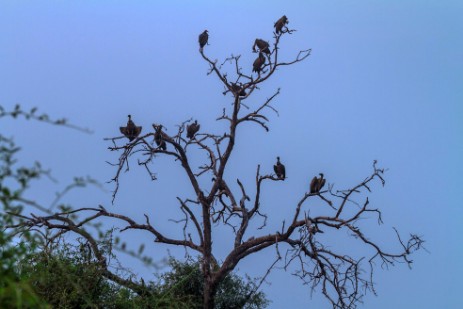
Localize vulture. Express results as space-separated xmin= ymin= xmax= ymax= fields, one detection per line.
xmin=120 ymin=115 xmax=142 ymax=141
xmin=186 ymin=120 xmax=200 ymax=139
xmin=274 ymin=15 xmax=289 ymax=34
xmin=231 ymin=83 xmax=247 ymax=97
xmin=153 ymin=124 xmax=167 ymax=151
xmin=199 ymin=30 xmax=209 ymax=49
xmin=310 ymin=173 xmax=326 ymax=194
xmin=252 ymin=52 xmax=266 ymax=74
xmin=252 ymin=39 xmax=270 ymax=54
xmin=273 ymin=157 xmax=286 ymax=180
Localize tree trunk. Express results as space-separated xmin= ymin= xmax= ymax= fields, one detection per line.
xmin=203 ymin=277 xmax=216 ymax=309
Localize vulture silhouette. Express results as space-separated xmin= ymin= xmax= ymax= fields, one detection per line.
xmin=120 ymin=115 xmax=142 ymax=141
xmin=252 ymin=39 xmax=270 ymax=54
xmin=153 ymin=124 xmax=167 ymax=151
xmin=310 ymin=173 xmax=326 ymax=194
xmin=231 ymin=83 xmax=247 ymax=97
xmin=253 ymin=52 xmax=266 ymax=74
xmin=199 ymin=30 xmax=209 ymax=49
xmin=186 ymin=120 xmax=200 ymax=139
xmin=274 ymin=15 xmax=289 ymax=34
xmin=273 ymin=157 xmax=286 ymax=180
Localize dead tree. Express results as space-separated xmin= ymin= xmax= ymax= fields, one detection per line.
xmin=6 ymin=18 xmax=424 ymax=309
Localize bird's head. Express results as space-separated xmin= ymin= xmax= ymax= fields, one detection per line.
xmin=152 ymin=123 xmax=163 ymax=131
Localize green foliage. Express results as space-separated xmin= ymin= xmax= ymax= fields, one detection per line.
xmin=0 ymin=135 xmax=46 ymax=223
xmin=155 ymin=257 xmax=269 ymax=309
xmin=0 ymin=233 xmax=49 ymax=309
xmin=0 ymin=105 xmax=92 ymax=308
xmin=0 ymin=123 xmax=49 ymax=308
xmin=19 ymin=243 xmax=118 ymax=308
xmin=15 ymin=246 xmax=269 ymax=308
xmin=11 ymin=243 xmax=270 ymax=308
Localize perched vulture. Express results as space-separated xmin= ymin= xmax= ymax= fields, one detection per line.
xmin=186 ymin=120 xmax=200 ymax=139
xmin=231 ymin=83 xmax=247 ymax=97
xmin=310 ymin=173 xmax=326 ymax=194
xmin=252 ymin=52 xmax=266 ymax=74
xmin=309 ymin=176 xmax=318 ymax=194
xmin=274 ymin=15 xmax=289 ymax=34
xmin=153 ymin=124 xmax=167 ymax=151
xmin=252 ymin=39 xmax=270 ymax=54
xmin=120 ymin=115 xmax=142 ymax=141
xmin=199 ymin=30 xmax=209 ymax=49
xmin=273 ymin=157 xmax=286 ymax=180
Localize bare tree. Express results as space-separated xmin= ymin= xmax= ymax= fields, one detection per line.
xmin=7 ymin=18 xmax=424 ymax=309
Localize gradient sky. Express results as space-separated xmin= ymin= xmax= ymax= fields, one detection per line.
xmin=1 ymin=1 xmax=462 ymax=308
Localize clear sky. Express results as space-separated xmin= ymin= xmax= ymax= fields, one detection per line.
xmin=1 ymin=1 xmax=462 ymax=308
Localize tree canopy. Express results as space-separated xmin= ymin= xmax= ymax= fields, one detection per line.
xmin=2 ymin=15 xmax=424 ymax=309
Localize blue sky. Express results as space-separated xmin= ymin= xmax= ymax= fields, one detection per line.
xmin=1 ymin=1 xmax=462 ymax=308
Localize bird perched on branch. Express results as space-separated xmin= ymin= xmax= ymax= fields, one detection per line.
xmin=253 ymin=52 xmax=266 ymax=74
xmin=273 ymin=157 xmax=286 ymax=180
xmin=231 ymin=83 xmax=247 ymax=97
xmin=274 ymin=15 xmax=288 ymax=34
xmin=199 ymin=30 xmax=209 ymax=50
xmin=153 ymin=124 xmax=167 ymax=150
xmin=120 ymin=115 xmax=142 ymax=141
xmin=252 ymin=39 xmax=270 ymax=54
xmin=310 ymin=173 xmax=326 ymax=194
xmin=186 ymin=120 xmax=200 ymax=139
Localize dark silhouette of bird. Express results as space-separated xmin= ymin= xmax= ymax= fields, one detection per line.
xmin=153 ymin=124 xmax=167 ymax=150
xmin=120 ymin=115 xmax=142 ymax=141
xmin=273 ymin=157 xmax=286 ymax=180
xmin=310 ymin=176 xmax=318 ymax=193
xmin=310 ymin=173 xmax=326 ymax=194
xmin=274 ymin=15 xmax=289 ymax=34
xmin=186 ymin=120 xmax=200 ymax=139
xmin=253 ymin=52 xmax=266 ymax=74
xmin=231 ymin=83 xmax=247 ymax=97
xmin=252 ymin=39 xmax=270 ymax=54
xmin=199 ymin=30 xmax=209 ymax=49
